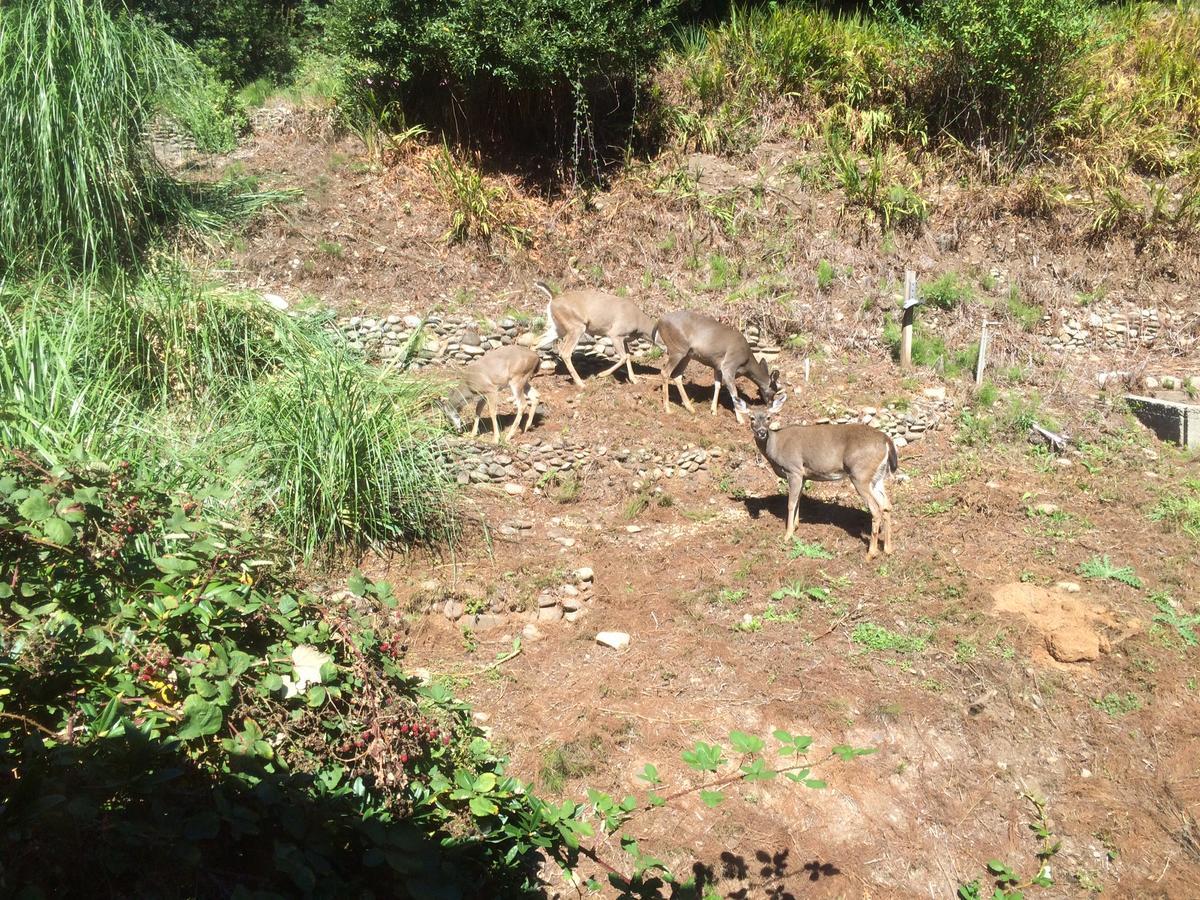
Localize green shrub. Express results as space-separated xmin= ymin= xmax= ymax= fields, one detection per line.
xmin=911 ymin=0 xmax=1095 ymax=155
xmin=322 ymin=0 xmax=676 ymax=165
xmin=1004 ymin=284 xmax=1043 ymax=331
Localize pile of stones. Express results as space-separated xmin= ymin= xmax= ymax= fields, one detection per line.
xmin=533 ymin=567 xmax=595 ymax=625
xmin=1045 ymin=305 xmax=1179 ymax=353
xmin=810 ymin=390 xmax=954 ymax=449
xmin=440 ymin=439 xmax=721 ymax=486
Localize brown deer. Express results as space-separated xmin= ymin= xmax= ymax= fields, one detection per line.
xmin=654 ymin=310 xmax=780 ymax=422
xmin=438 ymin=346 xmax=541 ymax=444
xmin=733 ymin=394 xmax=898 ymax=558
xmin=534 ymin=282 xmax=657 ymax=386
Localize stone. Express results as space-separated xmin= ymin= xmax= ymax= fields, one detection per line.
xmin=625 ymin=525 xmax=643 ymax=533
xmin=562 ymin=584 xmax=580 ymax=597
xmin=595 ymin=631 xmax=630 ymax=650
xmin=564 ymin=611 xmax=581 ymax=623
xmin=537 ymin=604 xmax=563 ymax=623
xmin=403 ymin=315 xmax=423 ymax=328
xmin=1046 ymin=627 xmax=1101 ymax=663
xmin=537 ymin=592 xmax=559 ymax=608
xmin=554 ymin=536 xmax=576 ymax=548
xmin=262 ymin=292 xmax=289 ymax=310
xmin=503 ymin=483 xmax=526 ymax=495
xmin=1055 ymin=581 xmax=1082 ymax=593
xmin=471 ymin=613 xmax=507 ymax=631
xmin=922 ymin=387 xmax=946 ymax=401
xmin=1033 ymin=502 xmax=1060 ymax=516
xmin=522 ymin=623 xmax=544 ymax=642
xmin=419 ymin=579 xmax=440 ymax=592
xmin=562 ymin=597 xmax=581 ymax=612
xmin=575 ymin=567 xmax=594 ymax=582
xmin=443 ymin=599 xmax=465 ymax=620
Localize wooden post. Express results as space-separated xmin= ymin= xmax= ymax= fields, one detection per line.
xmin=900 ymin=270 xmax=917 ymax=369
xmin=975 ymin=320 xmax=997 ymax=386
xmin=803 ymin=357 xmax=810 ymax=383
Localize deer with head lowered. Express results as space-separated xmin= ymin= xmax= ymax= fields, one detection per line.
xmin=533 ymin=281 xmax=657 ymax=386
xmin=437 ymin=345 xmax=541 ymax=444
xmin=733 ymin=394 xmax=898 ymax=558
xmin=654 ymin=310 xmax=780 ymax=422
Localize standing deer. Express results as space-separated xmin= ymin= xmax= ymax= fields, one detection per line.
xmin=533 ymin=282 xmax=657 ymax=386
xmin=438 ymin=345 xmax=541 ymax=444
xmin=733 ymin=394 xmax=898 ymax=558
xmin=654 ymin=310 xmax=780 ymax=422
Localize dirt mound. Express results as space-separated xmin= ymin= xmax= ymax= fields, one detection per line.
xmin=988 ymin=582 xmax=1140 ymax=666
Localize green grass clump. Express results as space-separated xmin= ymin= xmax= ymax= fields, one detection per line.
xmin=920 ymin=273 xmax=975 ymax=310
xmin=852 ymin=623 xmax=929 ymax=654
xmin=1148 ymin=591 xmax=1200 ymax=649
xmin=1004 ymin=285 xmax=1043 ymax=331
xmin=1078 ymin=555 xmax=1143 ymax=589
xmin=816 ymin=259 xmax=835 ymax=291
xmin=1149 ymin=479 xmax=1200 ymax=541
xmin=1093 ymin=692 xmax=1143 ymax=717
xmin=789 ymin=539 xmax=834 ymax=560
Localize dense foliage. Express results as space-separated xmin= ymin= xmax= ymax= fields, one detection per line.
xmin=322 ymin=0 xmax=678 ymax=163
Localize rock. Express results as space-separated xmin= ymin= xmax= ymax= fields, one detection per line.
xmin=504 ymin=483 xmax=526 ymax=495
xmin=1033 ymin=502 xmax=1060 ymax=515
xmin=554 ymin=536 xmax=576 ymax=548
xmin=522 ymin=623 xmax=544 ymax=642
xmin=537 ymin=604 xmax=563 ymax=623
xmin=403 ymin=314 xmax=423 ymax=328
xmin=562 ymin=596 xmax=582 ymax=612
xmin=419 ymin=579 xmax=440 ymax=592
xmin=1046 ymin=627 xmax=1101 ymax=663
xmin=443 ymin=599 xmax=465 ymax=620
xmin=625 ymin=525 xmax=643 ymax=534
xmin=471 ymin=613 xmax=507 ymax=631
xmin=922 ymin=387 xmax=946 ymax=401
xmin=562 ymin=584 xmax=580 ymax=597
xmin=262 ymin=292 xmax=289 ymax=310
xmin=575 ymin=567 xmax=594 ymax=582
xmin=595 ymin=631 xmax=630 ymax=651
xmin=537 ymin=592 xmax=559 ymax=608
xmin=564 ymin=611 xmax=581 ymax=623
xmin=1055 ymin=581 xmax=1081 ymax=593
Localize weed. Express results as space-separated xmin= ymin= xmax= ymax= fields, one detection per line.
xmin=789 ymin=539 xmax=834 ymax=560
xmin=851 ymin=623 xmax=929 ymax=654
xmin=919 ymin=499 xmax=956 ymax=517
xmin=931 ymin=468 xmax=964 ymax=489
xmin=1148 ymin=478 xmax=1200 ymax=541
xmin=958 ymin=794 xmax=1060 ymax=899
xmin=539 ymin=734 xmax=605 ymax=792
xmin=1092 ymin=692 xmax=1143 ymax=717
xmin=716 ymin=588 xmax=748 ymax=605
xmin=622 ymin=492 xmax=651 ymax=521
xmin=542 ymin=473 xmax=581 ymax=504
xmin=1078 ymin=556 xmax=1143 ymax=589
xmin=317 ymin=239 xmax=343 ymax=256
xmin=428 ymin=146 xmax=529 ymax=247
xmin=816 ymin=259 xmax=835 ymax=291
xmin=921 ymin=273 xmax=975 ymax=310
xmin=771 ymin=582 xmax=832 ymax=603
xmin=1005 ymin=284 xmax=1043 ymax=331
xmin=955 ymin=638 xmax=978 ymax=663
xmin=460 ymin=624 xmax=478 ymax=654
xmin=1148 ymin=591 xmax=1200 ymax=648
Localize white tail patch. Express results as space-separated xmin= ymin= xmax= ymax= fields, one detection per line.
xmin=534 ymin=296 xmax=558 ymax=349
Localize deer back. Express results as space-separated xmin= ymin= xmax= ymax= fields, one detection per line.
xmin=764 ymin=424 xmax=891 ymax=480
xmin=554 ymin=290 xmax=655 ymax=338
xmin=657 ymin=310 xmax=754 ymax=367
xmin=464 ymin=345 xmax=540 ymax=394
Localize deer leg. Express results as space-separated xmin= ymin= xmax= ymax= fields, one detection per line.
xmin=851 ymin=474 xmax=882 ymax=558
xmin=662 ymin=353 xmax=689 ymax=414
xmin=558 ymin=325 xmax=588 ymax=387
xmin=675 ymin=376 xmax=696 ymax=413
xmin=506 ymin=383 xmax=523 ymax=440
xmin=871 ymin=471 xmax=894 ymax=555
xmin=486 ymin=394 xmax=501 ymax=444
xmin=470 ymin=397 xmax=486 ymax=437
xmin=721 ymin=367 xmax=744 ymax=423
xmin=596 ymin=335 xmax=628 ymax=379
xmin=625 ymin=347 xmax=638 ymax=384
xmin=710 ymin=379 xmax=721 ymax=415
xmin=785 ymin=473 xmax=805 ymax=542
xmin=524 ymin=386 xmax=540 ymax=432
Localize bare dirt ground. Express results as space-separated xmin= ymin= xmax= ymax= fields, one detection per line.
xmin=199 ymin=117 xmax=1200 ymax=898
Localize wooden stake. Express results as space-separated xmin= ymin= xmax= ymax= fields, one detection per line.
xmin=900 ymin=270 xmax=917 ymax=369
xmin=975 ymin=320 xmax=998 ymax=386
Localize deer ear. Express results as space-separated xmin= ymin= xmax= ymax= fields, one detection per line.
xmin=770 ymin=369 xmax=781 ymax=388
xmin=769 ymin=392 xmax=787 ymax=414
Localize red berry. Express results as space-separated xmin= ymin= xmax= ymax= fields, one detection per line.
xmin=441 ymin=735 xmax=451 ymax=746
xmin=130 ymin=662 xmax=140 ymax=671
xmin=400 ymin=753 xmax=409 ymax=764
xmin=399 ymin=724 xmax=408 ymax=734
xmin=355 ymin=739 xmax=365 ymax=749
xmin=430 ymin=728 xmax=439 ymax=739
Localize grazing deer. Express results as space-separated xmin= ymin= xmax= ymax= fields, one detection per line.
xmin=733 ymin=394 xmax=898 ymax=558
xmin=533 ymin=281 xmax=657 ymax=386
xmin=438 ymin=346 xmax=541 ymax=444
xmin=654 ymin=310 xmax=780 ymax=422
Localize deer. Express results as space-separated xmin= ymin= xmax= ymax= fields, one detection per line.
xmin=437 ymin=345 xmax=542 ymax=444
xmin=654 ymin=310 xmax=780 ymax=423
xmin=732 ymin=393 xmax=898 ymax=558
xmin=533 ymin=281 xmax=657 ymax=387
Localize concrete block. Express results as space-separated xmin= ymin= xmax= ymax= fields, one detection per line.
xmin=1125 ymin=394 xmax=1200 ymax=449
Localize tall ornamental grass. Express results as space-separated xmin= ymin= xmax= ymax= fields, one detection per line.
xmin=0 ymin=274 xmax=456 ymax=558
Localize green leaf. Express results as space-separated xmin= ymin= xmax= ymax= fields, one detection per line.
xmin=153 ymin=555 xmax=199 ymax=576
xmin=348 ymin=570 xmax=368 ymax=596
xmin=648 ymin=792 xmax=665 ymax=807
xmin=40 ymin=518 xmax=73 ymax=547
xmin=729 ymin=730 xmax=764 ymax=754
xmin=803 ymin=778 xmax=827 ymax=789
xmin=0 ymin=584 xmax=11 ymax=599
xmin=17 ymin=492 xmax=52 ymax=522
xmin=638 ymin=763 xmax=661 ymax=784
xmin=473 ymin=772 xmax=497 ymax=793
xmin=469 ymin=795 xmax=498 ymax=817
xmin=306 ymin=685 xmax=327 ymax=706
xmin=177 ymin=695 xmax=222 ymax=740
xmin=698 ymin=789 xmax=725 ymax=808
xmin=832 ymin=744 xmax=876 ymax=761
